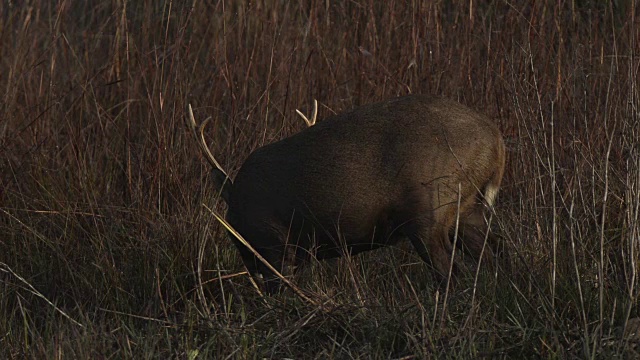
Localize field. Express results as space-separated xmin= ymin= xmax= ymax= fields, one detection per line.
xmin=1 ymin=1 xmax=639 ymax=358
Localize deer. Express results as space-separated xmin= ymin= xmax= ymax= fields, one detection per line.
xmin=188 ymin=94 xmax=506 ymax=294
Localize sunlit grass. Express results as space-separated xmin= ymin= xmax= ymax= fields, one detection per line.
xmin=1 ymin=1 xmax=638 ymax=358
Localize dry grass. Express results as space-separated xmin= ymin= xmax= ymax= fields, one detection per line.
xmin=1 ymin=1 xmax=638 ymax=358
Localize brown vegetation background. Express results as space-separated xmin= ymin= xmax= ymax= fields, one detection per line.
xmin=1 ymin=1 xmax=638 ymax=358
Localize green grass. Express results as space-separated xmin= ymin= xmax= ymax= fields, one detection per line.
xmin=1 ymin=0 xmax=638 ymax=358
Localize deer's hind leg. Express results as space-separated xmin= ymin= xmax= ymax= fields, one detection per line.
xmin=404 ymin=184 xmax=482 ymax=281
xmin=406 ymin=203 xmax=464 ymax=282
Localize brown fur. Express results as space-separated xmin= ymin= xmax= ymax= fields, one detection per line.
xmin=193 ymin=95 xmax=505 ymax=293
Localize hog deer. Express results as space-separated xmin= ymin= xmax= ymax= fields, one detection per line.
xmin=188 ymin=95 xmax=505 ymax=294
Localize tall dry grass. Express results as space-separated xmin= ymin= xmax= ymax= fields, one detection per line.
xmin=1 ymin=1 xmax=638 ymax=358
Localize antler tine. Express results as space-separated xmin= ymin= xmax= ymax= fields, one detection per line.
xmin=310 ymin=99 xmax=317 ymax=126
xmin=199 ymin=118 xmax=229 ymax=177
xmin=296 ymin=99 xmax=318 ymax=127
xmin=187 ymin=104 xmax=229 ymax=178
